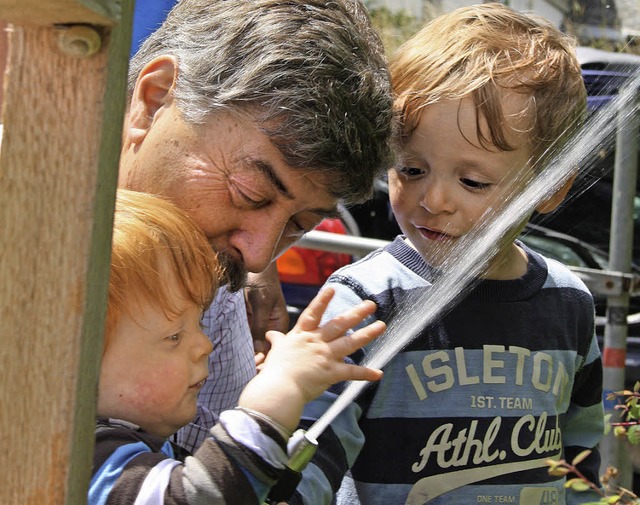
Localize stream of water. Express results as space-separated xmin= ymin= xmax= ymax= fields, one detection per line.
xmin=306 ymin=71 xmax=640 ymax=442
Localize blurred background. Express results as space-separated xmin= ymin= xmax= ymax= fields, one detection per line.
xmin=364 ymin=0 xmax=639 ymax=55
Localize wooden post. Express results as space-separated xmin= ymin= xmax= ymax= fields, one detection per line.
xmin=0 ymin=20 xmax=8 ymax=122
xmin=0 ymin=1 xmax=132 ymax=503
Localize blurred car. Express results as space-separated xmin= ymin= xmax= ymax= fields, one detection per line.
xmin=276 ymin=216 xmax=353 ymax=324
xmin=529 ymin=47 xmax=640 ymax=257
xmin=575 ymin=46 xmax=640 ymax=113
xmin=519 ymin=223 xmax=640 ymax=389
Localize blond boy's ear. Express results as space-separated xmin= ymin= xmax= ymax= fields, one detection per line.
xmin=124 ymin=56 xmax=178 ymax=146
xmin=535 ymin=172 xmax=577 ymax=214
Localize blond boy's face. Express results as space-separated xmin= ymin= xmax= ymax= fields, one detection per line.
xmin=389 ymin=95 xmax=533 ymax=276
xmin=98 ymin=278 xmax=212 ymax=438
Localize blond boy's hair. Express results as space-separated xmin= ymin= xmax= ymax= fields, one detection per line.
xmin=105 ymin=190 xmax=221 ymax=345
xmin=391 ymin=2 xmax=587 ymax=166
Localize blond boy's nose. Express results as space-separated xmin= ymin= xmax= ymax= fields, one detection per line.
xmin=422 ymin=181 xmax=454 ymax=215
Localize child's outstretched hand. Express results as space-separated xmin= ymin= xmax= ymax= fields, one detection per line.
xmin=238 ymin=287 xmax=385 ymax=433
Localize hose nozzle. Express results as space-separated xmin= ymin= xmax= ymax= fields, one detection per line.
xmin=265 ymin=429 xmax=318 ymax=503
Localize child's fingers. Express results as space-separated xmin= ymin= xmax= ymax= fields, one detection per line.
xmin=254 ymin=352 xmax=266 ymax=369
xmin=264 ymin=329 xmax=284 ymax=346
xmin=329 ymin=320 xmax=386 ymax=356
xmin=294 ymin=288 xmax=335 ymax=332
xmin=318 ymin=299 xmax=378 ymax=341
xmin=337 ymin=363 xmax=384 ymax=383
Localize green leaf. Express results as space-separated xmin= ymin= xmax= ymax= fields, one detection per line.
xmin=614 ymin=426 xmax=628 ymax=437
xmin=571 ymin=449 xmax=592 ymax=466
xmin=627 ymin=425 xmax=640 ymax=444
xmin=565 ymin=478 xmax=591 ymax=491
xmin=545 ymin=458 xmax=568 ymax=476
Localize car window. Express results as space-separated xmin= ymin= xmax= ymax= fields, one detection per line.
xmin=588 ymin=248 xmax=610 ymax=270
xmin=519 ymin=234 xmax=590 ymax=268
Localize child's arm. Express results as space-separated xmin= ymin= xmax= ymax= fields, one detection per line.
xmin=90 ymin=288 xmax=385 ymax=505
xmin=286 ymin=279 xmax=378 ymax=505
xmin=238 ymin=287 xmax=385 ymax=432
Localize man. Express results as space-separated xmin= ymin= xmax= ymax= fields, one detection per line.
xmin=119 ymin=0 xmax=396 ymax=453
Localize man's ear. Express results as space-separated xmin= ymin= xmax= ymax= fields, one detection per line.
xmin=535 ymin=171 xmax=577 ymax=214
xmin=125 ymin=56 xmax=178 ymax=145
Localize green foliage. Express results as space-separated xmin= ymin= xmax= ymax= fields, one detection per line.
xmin=546 ymin=454 xmax=638 ymax=504
xmin=608 ymin=382 xmax=640 ymax=444
xmin=365 ymin=3 xmax=422 ymax=56
xmin=628 ymin=426 xmax=640 ymax=445
xmin=545 ymin=382 xmax=640 ymax=503
xmin=561 ymin=18 xmax=640 ymax=56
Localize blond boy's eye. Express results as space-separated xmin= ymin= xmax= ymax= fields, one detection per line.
xmin=461 ymin=178 xmax=491 ymax=190
xmin=168 ymin=334 xmax=180 ymax=342
xmin=399 ymin=166 xmax=424 ymax=177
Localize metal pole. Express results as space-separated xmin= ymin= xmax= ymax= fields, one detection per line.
xmin=601 ymin=87 xmax=639 ymax=489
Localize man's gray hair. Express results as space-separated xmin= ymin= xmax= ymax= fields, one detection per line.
xmin=128 ymin=0 xmax=396 ymax=205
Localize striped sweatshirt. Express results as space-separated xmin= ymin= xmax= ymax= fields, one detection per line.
xmin=90 ymin=410 xmax=288 ymax=505
xmin=292 ymin=237 xmax=604 ymax=505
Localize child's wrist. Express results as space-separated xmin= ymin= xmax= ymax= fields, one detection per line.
xmin=234 ymin=406 xmax=294 ymax=441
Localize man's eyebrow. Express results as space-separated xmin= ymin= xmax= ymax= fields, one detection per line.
xmin=251 ymin=159 xmax=339 ymax=218
xmin=252 ymin=159 xmax=291 ymax=198
xmin=310 ymin=207 xmax=341 ymax=220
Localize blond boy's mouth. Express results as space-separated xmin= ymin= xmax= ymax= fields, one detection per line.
xmin=417 ymin=226 xmax=454 ymax=242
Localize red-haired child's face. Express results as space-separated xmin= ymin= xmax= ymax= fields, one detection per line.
xmin=98 ymin=275 xmax=212 ymax=438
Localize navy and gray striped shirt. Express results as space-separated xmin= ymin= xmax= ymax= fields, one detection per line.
xmin=293 ymin=237 xmax=603 ymax=505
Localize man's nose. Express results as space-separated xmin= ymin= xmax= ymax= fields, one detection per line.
xmin=236 ymin=216 xmax=292 ymax=273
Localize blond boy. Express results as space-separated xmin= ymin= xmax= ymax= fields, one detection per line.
xmin=292 ymin=4 xmax=603 ymax=505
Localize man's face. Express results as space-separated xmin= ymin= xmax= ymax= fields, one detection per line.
xmin=119 ymin=103 xmax=338 ymax=290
